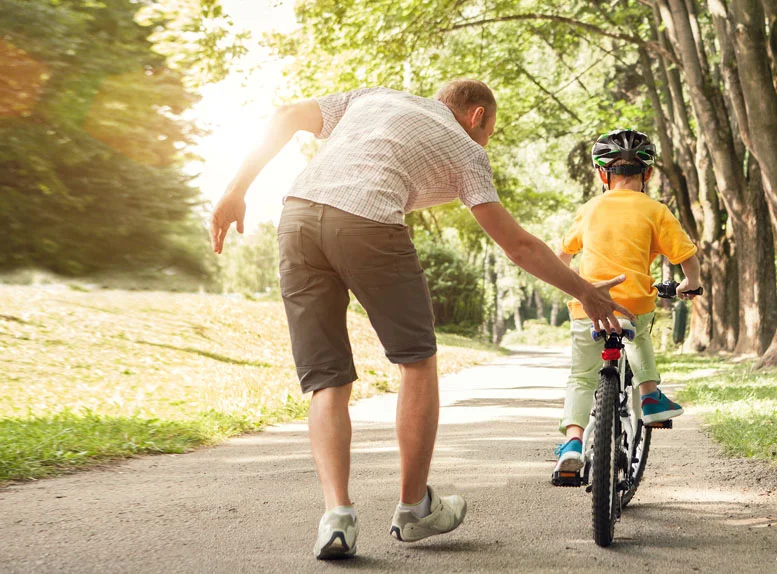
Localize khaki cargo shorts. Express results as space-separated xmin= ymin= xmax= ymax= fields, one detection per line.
xmin=277 ymin=197 xmax=437 ymax=393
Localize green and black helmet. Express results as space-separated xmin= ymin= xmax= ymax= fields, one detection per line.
xmin=592 ymin=129 xmax=656 ymax=174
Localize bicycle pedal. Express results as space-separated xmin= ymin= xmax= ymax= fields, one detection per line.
xmin=646 ymin=419 xmax=673 ymax=429
xmin=552 ymin=470 xmax=583 ymax=487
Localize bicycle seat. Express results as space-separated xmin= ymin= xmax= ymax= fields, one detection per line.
xmin=590 ymin=318 xmax=636 ymax=342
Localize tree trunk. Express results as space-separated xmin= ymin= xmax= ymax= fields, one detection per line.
xmin=729 ymin=0 xmax=777 ymax=215
xmin=550 ymin=301 xmax=560 ymax=327
xmin=665 ymin=0 xmax=777 ymax=355
xmin=514 ymin=302 xmax=524 ymax=332
xmin=710 ymin=234 xmax=739 ymax=351
xmin=726 ymin=0 xmax=777 ymax=361
xmin=488 ymin=252 xmax=500 ymax=343
xmin=760 ymin=0 xmax=777 ymax=90
xmin=733 ymin=161 xmax=777 ymax=355
xmin=534 ymin=289 xmax=545 ymax=322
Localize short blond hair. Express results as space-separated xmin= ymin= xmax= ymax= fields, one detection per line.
xmin=435 ymin=79 xmax=497 ymax=118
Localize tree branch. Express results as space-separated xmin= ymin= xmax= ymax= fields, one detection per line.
xmin=444 ymin=12 xmax=683 ymax=67
xmin=530 ymin=27 xmax=592 ymax=96
xmin=514 ymin=63 xmax=583 ymax=123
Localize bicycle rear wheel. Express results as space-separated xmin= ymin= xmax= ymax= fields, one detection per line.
xmin=591 ymin=368 xmax=620 ymax=547
xmin=622 ymin=422 xmax=652 ymax=508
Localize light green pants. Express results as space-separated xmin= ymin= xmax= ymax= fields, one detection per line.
xmin=559 ymin=313 xmax=660 ymax=434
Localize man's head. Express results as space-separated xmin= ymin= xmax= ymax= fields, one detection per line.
xmin=591 ymin=129 xmax=656 ymax=192
xmin=435 ymin=79 xmax=497 ymax=147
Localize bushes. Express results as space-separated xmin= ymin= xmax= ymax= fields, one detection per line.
xmin=218 ymin=222 xmax=279 ymax=295
xmin=416 ymin=236 xmax=484 ymax=332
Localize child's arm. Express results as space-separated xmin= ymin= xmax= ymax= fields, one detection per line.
xmin=677 ymin=254 xmax=701 ymax=298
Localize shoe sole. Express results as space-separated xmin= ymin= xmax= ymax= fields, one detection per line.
xmin=390 ymin=501 xmax=468 ymax=543
xmin=555 ymin=457 xmax=584 ymax=473
xmin=315 ymin=532 xmax=356 ymax=560
xmin=643 ymin=407 xmax=684 ymax=425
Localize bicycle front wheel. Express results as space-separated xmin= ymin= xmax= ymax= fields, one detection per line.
xmin=591 ymin=367 xmax=620 ymax=547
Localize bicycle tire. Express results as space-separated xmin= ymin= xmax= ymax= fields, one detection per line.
xmin=592 ymin=368 xmax=620 ymax=547
xmin=622 ymin=424 xmax=652 ymax=508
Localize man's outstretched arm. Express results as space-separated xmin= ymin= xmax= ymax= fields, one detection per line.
xmin=471 ymin=202 xmax=634 ymax=332
xmin=210 ymin=100 xmax=323 ymax=254
xmin=557 ymin=251 xmax=574 ymax=267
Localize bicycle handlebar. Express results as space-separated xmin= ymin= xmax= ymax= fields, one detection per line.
xmin=654 ymin=281 xmax=704 ymax=299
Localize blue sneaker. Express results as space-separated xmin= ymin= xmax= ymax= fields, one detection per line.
xmin=553 ymin=438 xmax=584 ymax=474
xmin=641 ymin=390 xmax=684 ymax=425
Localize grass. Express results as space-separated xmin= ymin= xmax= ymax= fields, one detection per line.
xmin=0 ymin=285 xmax=504 ymax=483
xmin=664 ymin=355 xmax=777 ymax=461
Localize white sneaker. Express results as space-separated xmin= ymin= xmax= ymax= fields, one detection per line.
xmin=390 ymin=485 xmax=467 ymax=542
xmin=314 ymin=508 xmax=358 ymax=560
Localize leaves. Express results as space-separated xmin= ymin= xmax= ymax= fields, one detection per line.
xmin=0 ymin=0 xmax=217 ymax=276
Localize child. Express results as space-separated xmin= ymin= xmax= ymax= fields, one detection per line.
xmin=553 ymin=129 xmax=702 ymax=478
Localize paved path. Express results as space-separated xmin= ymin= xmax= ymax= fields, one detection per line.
xmin=2 ymin=348 xmax=775 ymax=573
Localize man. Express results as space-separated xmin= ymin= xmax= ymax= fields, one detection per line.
xmin=210 ymin=80 xmax=632 ymax=560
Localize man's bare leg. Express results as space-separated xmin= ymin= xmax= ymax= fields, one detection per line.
xmin=396 ymin=355 xmax=439 ymax=504
xmin=308 ymin=383 xmax=353 ymax=510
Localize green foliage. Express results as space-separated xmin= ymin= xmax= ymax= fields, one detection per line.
xmin=0 ymin=0 xmax=220 ymax=277
xmin=415 ymin=233 xmax=484 ymax=330
xmin=218 ymin=222 xmax=280 ymax=295
xmin=138 ymin=0 xmax=251 ymax=88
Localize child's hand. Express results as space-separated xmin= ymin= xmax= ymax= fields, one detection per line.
xmin=677 ymin=277 xmax=701 ymax=299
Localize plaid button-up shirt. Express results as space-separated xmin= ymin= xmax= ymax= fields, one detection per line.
xmin=286 ymin=88 xmax=500 ymax=224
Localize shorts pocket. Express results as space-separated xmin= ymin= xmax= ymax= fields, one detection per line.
xmin=336 ymin=225 xmax=422 ymax=287
xmin=277 ymin=224 xmax=308 ymax=296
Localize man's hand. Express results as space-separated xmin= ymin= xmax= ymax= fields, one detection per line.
xmin=210 ymin=191 xmax=246 ymax=254
xmin=579 ymin=275 xmax=636 ymax=333
xmin=676 ymin=277 xmax=701 ymax=300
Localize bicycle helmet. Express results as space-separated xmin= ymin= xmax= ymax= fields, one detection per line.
xmin=592 ymin=129 xmax=656 ymax=191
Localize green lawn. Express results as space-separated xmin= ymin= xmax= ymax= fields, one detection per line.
xmin=0 ymin=285 xmax=505 ymax=483
xmin=660 ymin=354 xmax=777 ymax=461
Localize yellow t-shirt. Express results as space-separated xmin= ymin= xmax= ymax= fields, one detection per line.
xmin=562 ymin=189 xmax=698 ymax=320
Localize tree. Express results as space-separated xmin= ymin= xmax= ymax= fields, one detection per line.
xmin=0 ymin=0 xmax=243 ymax=279
xmin=264 ymin=0 xmax=777 ymax=357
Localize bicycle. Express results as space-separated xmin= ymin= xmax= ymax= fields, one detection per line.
xmin=552 ymin=280 xmax=703 ymax=547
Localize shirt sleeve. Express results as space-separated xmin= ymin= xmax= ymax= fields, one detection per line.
xmin=561 ymin=206 xmax=585 ymax=255
xmin=458 ymin=153 xmax=501 ymax=208
xmin=315 ymin=88 xmax=387 ymax=139
xmin=657 ymin=205 xmax=698 ymax=264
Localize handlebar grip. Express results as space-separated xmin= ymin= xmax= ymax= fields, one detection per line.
xmin=654 ymin=281 xmax=704 ymax=299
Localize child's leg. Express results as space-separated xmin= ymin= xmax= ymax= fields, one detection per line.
xmin=625 ymin=313 xmax=684 ymax=423
xmin=560 ymin=319 xmax=603 ymax=438
xmin=554 ymin=319 xmax=601 ymax=477
xmin=625 ymin=313 xmax=661 ymax=390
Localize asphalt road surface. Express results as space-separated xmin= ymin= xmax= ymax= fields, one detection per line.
xmin=2 ymin=347 xmax=775 ymax=573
